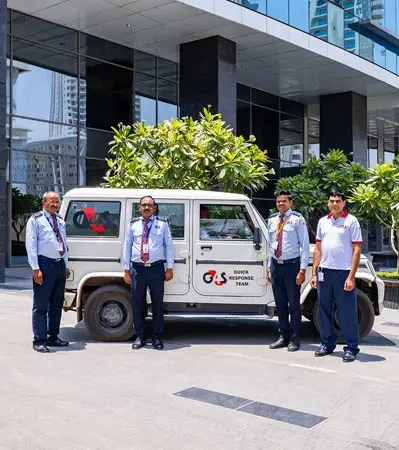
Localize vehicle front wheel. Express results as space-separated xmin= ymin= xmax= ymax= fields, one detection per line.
xmin=84 ymin=285 xmax=134 ymax=341
xmin=312 ymin=289 xmax=375 ymax=342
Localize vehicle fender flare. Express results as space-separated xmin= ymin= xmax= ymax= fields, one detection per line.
xmin=76 ymin=272 xmax=125 ymax=310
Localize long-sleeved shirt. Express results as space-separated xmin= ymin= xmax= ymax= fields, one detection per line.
xmin=266 ymin=208 xmax=310 ymax=270
xmin=123 ymin=215 xmax=174 ymax=270
xmin=25 ymin=209 xmax=68 ymax=270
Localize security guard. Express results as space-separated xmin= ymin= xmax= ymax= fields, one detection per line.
xmin=311 ymin=191 xmax=362 ymax=362
xmin=25 ymin=191 xmax=70 ymax=353
xmin=267 ymin=190 xmax=310 ymax=352
xmin=123 ymin=195 xmax=174 ymax=350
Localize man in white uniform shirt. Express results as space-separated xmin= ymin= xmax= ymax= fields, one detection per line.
xmin=311 ymin=191 xmax=363 ymax=362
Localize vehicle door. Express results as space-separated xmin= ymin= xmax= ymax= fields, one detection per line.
xmin=193 ymin=201 xmax=267 ymax=297
xmin=128 ymin=199 xmax=190 ymax=295
xmin=64 ymin=198 xmax=124 ymax=274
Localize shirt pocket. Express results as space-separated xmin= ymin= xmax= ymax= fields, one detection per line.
xmin=133 ymin=232 xmax=143 ymax=244
xmin=284 ymin=223 xmax=296 ymax=233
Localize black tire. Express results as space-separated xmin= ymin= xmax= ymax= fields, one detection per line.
xmin=312 ymin=289 xmax=375 ymax=342
xmin=84 ymin=285 xmax=134 ymax=341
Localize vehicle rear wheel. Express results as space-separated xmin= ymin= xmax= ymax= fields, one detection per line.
xmin=84 ymin=285 xmax=134 ymax=341
xmin=312 ymin=289 xmax=375 ymax=342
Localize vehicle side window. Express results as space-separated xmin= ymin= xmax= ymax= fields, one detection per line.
xmin=132 ymin=202 xmax=185 ymax=239
xmin=65 ymin=201 xmax=121 ymax=237
xmin=199 ymin=204 xmax=254 ymax=240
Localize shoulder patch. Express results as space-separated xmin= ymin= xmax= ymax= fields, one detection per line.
xmin=156 ymin=216 xmax=168 ymax=222
xmin=291 ymin=211 xmax=303 ymax=218
xmin=130 ymin=217 xmax=140 ymax=223
xmin=33 ymin=212 xmax=43 ymax=218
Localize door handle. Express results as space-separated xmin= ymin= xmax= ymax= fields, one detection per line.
xmin=201 ymin=245 xmax=212 ymax=250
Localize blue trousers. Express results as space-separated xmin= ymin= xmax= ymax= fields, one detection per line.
xmin=32 ymin=256 xmax=66 ymax=344
xmin=317 ymin=268 xmax=359 ymax=355
xmin=130 ymin=262 xmax=165 ymax=339
xmin=271 ymin=259 xmax=301 ymax=341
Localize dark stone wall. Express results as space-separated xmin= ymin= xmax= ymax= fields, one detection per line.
xmin=179 ymin=36 xmax=237 ymax=130
xmin=0 ymin=0 xmax=6 ymax=282
xmin=320 ymin=92 xmax=368 ymax=166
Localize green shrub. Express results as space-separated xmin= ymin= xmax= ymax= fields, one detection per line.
xmin=376 ymin=271 xmax=399 ymax=280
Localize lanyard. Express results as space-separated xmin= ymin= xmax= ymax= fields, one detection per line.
xmin=45 ymin=214 xmax=60 ymax=236
xmin=142 ymin=219 xmax=154 ymax=239
xmin=276 ymin=215 xmax=289 ymax=235
xmin=45 ymin=213 xmax=64 ymax=246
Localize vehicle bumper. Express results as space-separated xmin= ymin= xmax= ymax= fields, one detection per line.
xmin=63 ymin=291 xmax=77 ymax=310
xmin=375 ymin=277 xmax=385 ymax=315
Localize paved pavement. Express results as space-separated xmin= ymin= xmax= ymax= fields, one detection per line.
xmin=1 ymin=289 xmax=399 ymax=450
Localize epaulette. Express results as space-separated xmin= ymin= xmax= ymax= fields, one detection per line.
xmin=56 ymin=213 xmax=63 ymax=218
xmin=130 ymin=217 xmax=140 ymax=223
xmin=291 ymin=211 xmax=303 ymax=217
xmin=268 ymin=213 xmax=278 ymax=219
xmin=33 ymin=212 xmax=43 ymax=218
xmin=156 ymin=216 xmax=168 ymax=222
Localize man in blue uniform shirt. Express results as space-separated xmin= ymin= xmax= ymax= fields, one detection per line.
xmin=26 ymin=191 xmax=70 ymax=353
xmin=267 ymin=191 xmax=310 ymax=352
xmin=123 ymin=195 xmax=174 ymax=350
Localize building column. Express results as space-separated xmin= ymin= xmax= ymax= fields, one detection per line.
xmin=0 ymin=0 xmax=6 ymax=282
xmin=179 ymin=36 xmax=237 ymax=130
xmin=320 ymin=92 xmax=367 ymax=166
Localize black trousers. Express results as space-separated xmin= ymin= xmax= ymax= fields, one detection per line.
xmin=270 ymin=259 xmax=301 ymax=341
xmin=130 ymin=262 xmax=165 ymax=338
xmin=32 ymin=255 xmax=66 ymax=344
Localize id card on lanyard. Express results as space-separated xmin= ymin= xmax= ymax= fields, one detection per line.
xmin=142 ymin=220 xmax=153 ymax=254
xmin=272 ymin=216 xmax=288 ymax=250
xmin=45 ymin=215 xmax=64 ymax=252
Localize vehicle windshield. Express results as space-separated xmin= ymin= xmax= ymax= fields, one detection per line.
xmin=251 ymin=202 xmax=268 ymax=229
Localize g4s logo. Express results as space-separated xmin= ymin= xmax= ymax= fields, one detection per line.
xmin=203 ymin=270 xmax=227 ymax=286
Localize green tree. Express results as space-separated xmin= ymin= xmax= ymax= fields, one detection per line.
xmin=276 ymin=150 xmax=369 ymax=238
xmin=103 ymin=108 xmax=272 ymax=194
xmin=12 ymin=188 xmax=42 ymax=242
xmin=351 ymin=157 xmax=399 ymax=272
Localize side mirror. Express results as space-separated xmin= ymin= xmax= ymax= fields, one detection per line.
xmin=253 ymin=227 xmax=262 ymax=250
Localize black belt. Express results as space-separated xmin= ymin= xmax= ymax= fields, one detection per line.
xmin=132 ymin=260 xmax=164 ymax=268
xmin=272 ymin=257 xmax=300 ymax=265
xmin=38 ymin=255 xmax=63 ymax=263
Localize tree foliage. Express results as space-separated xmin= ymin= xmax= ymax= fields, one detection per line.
xmin=12 ymin=188 xmax=42 ymax=242
xmin=351 ymin=156 xmax=399 ymax=271
xmin=276 ymin=149 xmax=369 ymax=238
xmin=103 ymin=108 xmax=272 ymax=194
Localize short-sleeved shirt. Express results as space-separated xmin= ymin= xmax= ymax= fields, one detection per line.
xmin=316 ymin=210 xmax=362 ymax=270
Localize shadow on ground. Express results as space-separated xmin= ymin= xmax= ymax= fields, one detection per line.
xmin=60 ymin=316 xmax=397 ymax=354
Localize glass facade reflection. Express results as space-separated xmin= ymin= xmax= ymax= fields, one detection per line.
xmin=7 ymin=9 xmax=179 ymax=265
xmin=231 ymin=0 xmax=399 ymax=75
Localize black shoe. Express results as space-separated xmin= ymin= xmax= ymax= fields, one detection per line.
xmin=287 ymin=341 xmax=300 ymax=352
xmin=343 ymin=351 xmax=356 ymax=363
xmin=314 ymin=345 xmax=334 ymax=357
xmin=33 ymin=343 xmax=50 ymax=353
xmin=132 ymin=337 xmax=146 ymax=350
xmin=46 ymin=337 xmax=69 ymax=347
xmin=269 ymin=337 xmax=289 ymax=349
xmin=152 ymin=337 xmax=164 ymax=350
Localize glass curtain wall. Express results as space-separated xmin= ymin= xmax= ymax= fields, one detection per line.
xmin=237 ymin=83 xmax=305 ymax=219
xmin=230 ymin=0 xmax=399 ymax=75
xmin=6 ymin=9 xmax=178 ymax=265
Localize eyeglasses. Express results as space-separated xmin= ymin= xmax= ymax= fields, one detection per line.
xmin=139 ymin=203 xmax=155 ymax=208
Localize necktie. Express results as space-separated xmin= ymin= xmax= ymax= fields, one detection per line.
xmin=51 ymin=214 xmax=66 ymax=256
xmin=274 ymin=214 xmax=285 ymax=259
xmin=141 ymin=219 xmax=150 ymax=263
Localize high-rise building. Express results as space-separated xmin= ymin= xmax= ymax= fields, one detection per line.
xmin=1 ymin=0 xmax=399 ymax=272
